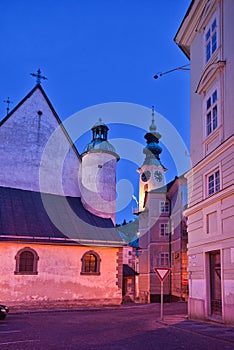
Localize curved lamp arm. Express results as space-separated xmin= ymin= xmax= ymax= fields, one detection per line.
xmin=153 ymin=64 xmax=190 ymax=79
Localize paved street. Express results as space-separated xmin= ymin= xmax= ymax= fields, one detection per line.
xmin=0 ymin=303 xmax=234 ymax=350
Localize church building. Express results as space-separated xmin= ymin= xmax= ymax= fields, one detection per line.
xmin=0 ymin=79 xmax=124 ymax=308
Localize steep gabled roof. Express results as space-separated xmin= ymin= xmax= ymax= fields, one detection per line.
xmin=0 ymin=186 xmax=124 ymax=247
xmin=0 ymin=84 xmax=80 ymax=160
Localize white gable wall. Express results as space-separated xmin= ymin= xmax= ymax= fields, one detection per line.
xmin=0 ymin=87 xmax=81 ymax=197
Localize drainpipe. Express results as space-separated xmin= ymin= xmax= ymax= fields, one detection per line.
xmin=168 ymin=196 xmax=172 ymax=303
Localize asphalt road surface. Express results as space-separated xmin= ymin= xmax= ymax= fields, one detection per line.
xmin=0 ymin=303 xmax=234 ymax=350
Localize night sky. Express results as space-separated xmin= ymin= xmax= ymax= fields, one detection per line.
xmin=0 ymin=0 xmax=191 ymax=223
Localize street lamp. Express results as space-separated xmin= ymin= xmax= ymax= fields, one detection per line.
xmin=153 ymin=64 xmax=190 ymax=79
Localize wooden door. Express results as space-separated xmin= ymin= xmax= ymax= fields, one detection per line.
xmin=210 ymin=250 xmax=222 ymax=316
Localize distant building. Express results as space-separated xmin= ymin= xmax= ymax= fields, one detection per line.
xmin=122 ymin=244 xmax=139 ymax=302
xmin=117 ymin=220 xmax=139 ymax=302
xmin=175 ymin=0 xmax=234 ymax=324
xmin=0 ymin=83 xmax=124 ymax=308
xmin=136 ymin=109 xmax=188 ymax=303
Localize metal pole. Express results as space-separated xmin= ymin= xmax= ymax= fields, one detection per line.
xmin=160 ymin=280 xmax=163 ymax=320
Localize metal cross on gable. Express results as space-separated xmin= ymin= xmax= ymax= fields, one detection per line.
xmin=30 ymin=68 xmax=47 ymax=85
xmin=3 ymin=97 xmax=13 ymax=115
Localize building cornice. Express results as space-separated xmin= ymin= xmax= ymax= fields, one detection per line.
xmin=0 ymin=235 xmax=125 ymax=247
xmin=187 ymin=234 xmax=234 ymax=253
xmin=184 ymin=183 xmax=234 ymax=216
xmin=174 ymin=0 xmax=218 ymax=58
xmin=185 ymin=134 xmax=234 ymax=178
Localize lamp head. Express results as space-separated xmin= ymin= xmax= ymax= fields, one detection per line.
xmin=153 ymin=72 xmax=163 ymax=79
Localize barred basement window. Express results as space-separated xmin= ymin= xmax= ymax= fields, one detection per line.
xmin=15 ymin=247 xmax=39 ymax=275
xmin=81 ymin=250 xmax=101 ymax=275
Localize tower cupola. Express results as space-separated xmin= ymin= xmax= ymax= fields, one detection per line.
xmin=82 ymin=118 xmax=119 ymax=159
xmin=137 ymin=106 xmax=167 ymax=211
xmin=143 ymin=106 xmax=163 ymax=166
xmin=92 ymin=118 xmax=108 ymax=141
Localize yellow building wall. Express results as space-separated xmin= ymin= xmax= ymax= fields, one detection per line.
xmin=0 ymin=242 xmax=122 ymax=308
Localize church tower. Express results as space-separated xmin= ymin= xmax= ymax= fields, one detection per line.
xmin=138 ymin=106 xmax=166 ymax=212
xmin=80 ymin=119 xmax=119 ymax=224
xmin=137 ymin=107 xmax=170 ymax=303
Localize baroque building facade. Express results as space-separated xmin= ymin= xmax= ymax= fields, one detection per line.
xmin=175 ymin=0 xmax=234 ymax=324
xmin=136 ymin=109 xmax=188 ymax=303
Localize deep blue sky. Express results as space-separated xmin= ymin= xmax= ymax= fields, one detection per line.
xmin=0 ymin=0 xmax=191 ymax=223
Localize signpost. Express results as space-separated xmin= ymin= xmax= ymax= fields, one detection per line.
xmin=154 ymin=268 xmax=170 ymax=321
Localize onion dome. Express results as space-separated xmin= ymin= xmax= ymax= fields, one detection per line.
xmin=142 ymin=106 xmax=164 ymax=166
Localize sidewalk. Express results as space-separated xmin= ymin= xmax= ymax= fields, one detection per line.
xmin=160 ymin=317 xmax=234 ymax=345
xmin=8 ymin=300 xmax=187 ymax=316
xmin=154 ymin=303 xmax=234 ymax=346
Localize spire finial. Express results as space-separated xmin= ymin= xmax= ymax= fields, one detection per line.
xmin=3 ymin=97 xmax=13 ymax=115
xmin=30 ymin=68 xmax=47 ymax=85
xmin=149 ymin=105 xmax=156 ymax=132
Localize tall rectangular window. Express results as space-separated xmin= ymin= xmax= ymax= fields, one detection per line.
xmin=160 ymin=201 xmax=169 ymax=214
xmin=208 ymin=170 xmax=220 ymax=196
xmin=206 ymin=90 xmax=218 ymax=136
xmin=205 ymin=17 xmax=217 ymax=63
xmin=160 ymin=223 xmax=169 ymax=236
xmin=159 ymin=253 xmax=169 ymax=267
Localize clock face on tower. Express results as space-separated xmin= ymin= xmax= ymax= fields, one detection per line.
xmin=141 ymin=170 xmax=151 ymax=182
xmin=154 ymin=170 xmax=163 ymax=182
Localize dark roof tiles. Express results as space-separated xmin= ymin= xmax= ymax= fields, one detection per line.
xmin=0 ymin=186 xmax=124 ymax=247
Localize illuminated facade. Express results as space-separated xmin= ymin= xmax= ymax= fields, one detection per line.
xmin=137 ymin=109 xmax=188 ymax=302
xmin=0 ymin=84 xmax=124 ymax=308
xmin=175 ymin=0 xmax=234 ymax=324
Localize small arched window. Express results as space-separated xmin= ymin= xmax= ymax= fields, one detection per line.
xmin=81 ymin=251 xmax=101 ymax=275
xmin=14 ymin=247 xmax=39 ymax=275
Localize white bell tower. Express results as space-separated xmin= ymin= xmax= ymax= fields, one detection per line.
xmin=80 ymin=119 xmax=119 ymax=224
xmin=138 ymin=107 xmax=166 ymax=212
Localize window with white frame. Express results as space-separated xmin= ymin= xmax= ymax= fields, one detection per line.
xmin=160 ymin=223 xmax=169 ymax=236
xmin=160 ymin=201 xmax=169 ymax=214
xmin=205 ymin=16 xmax=217 ymax=63
xmin=207 ymin=169 xmax=220 ymax=196
xmin=206 ymin=89 xmax=218 ymax=136
xmin=159 ymin=252 xmax=169 ymax=267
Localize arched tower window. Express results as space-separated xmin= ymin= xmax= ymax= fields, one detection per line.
xmin=14 ymin=247 xmax=39 ymax=275
xmin=81 ymin=251 xmax=101 ymax=275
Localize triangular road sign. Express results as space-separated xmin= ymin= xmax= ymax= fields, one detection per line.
xmin=154 ymin=268 xmax=170 ymax=281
